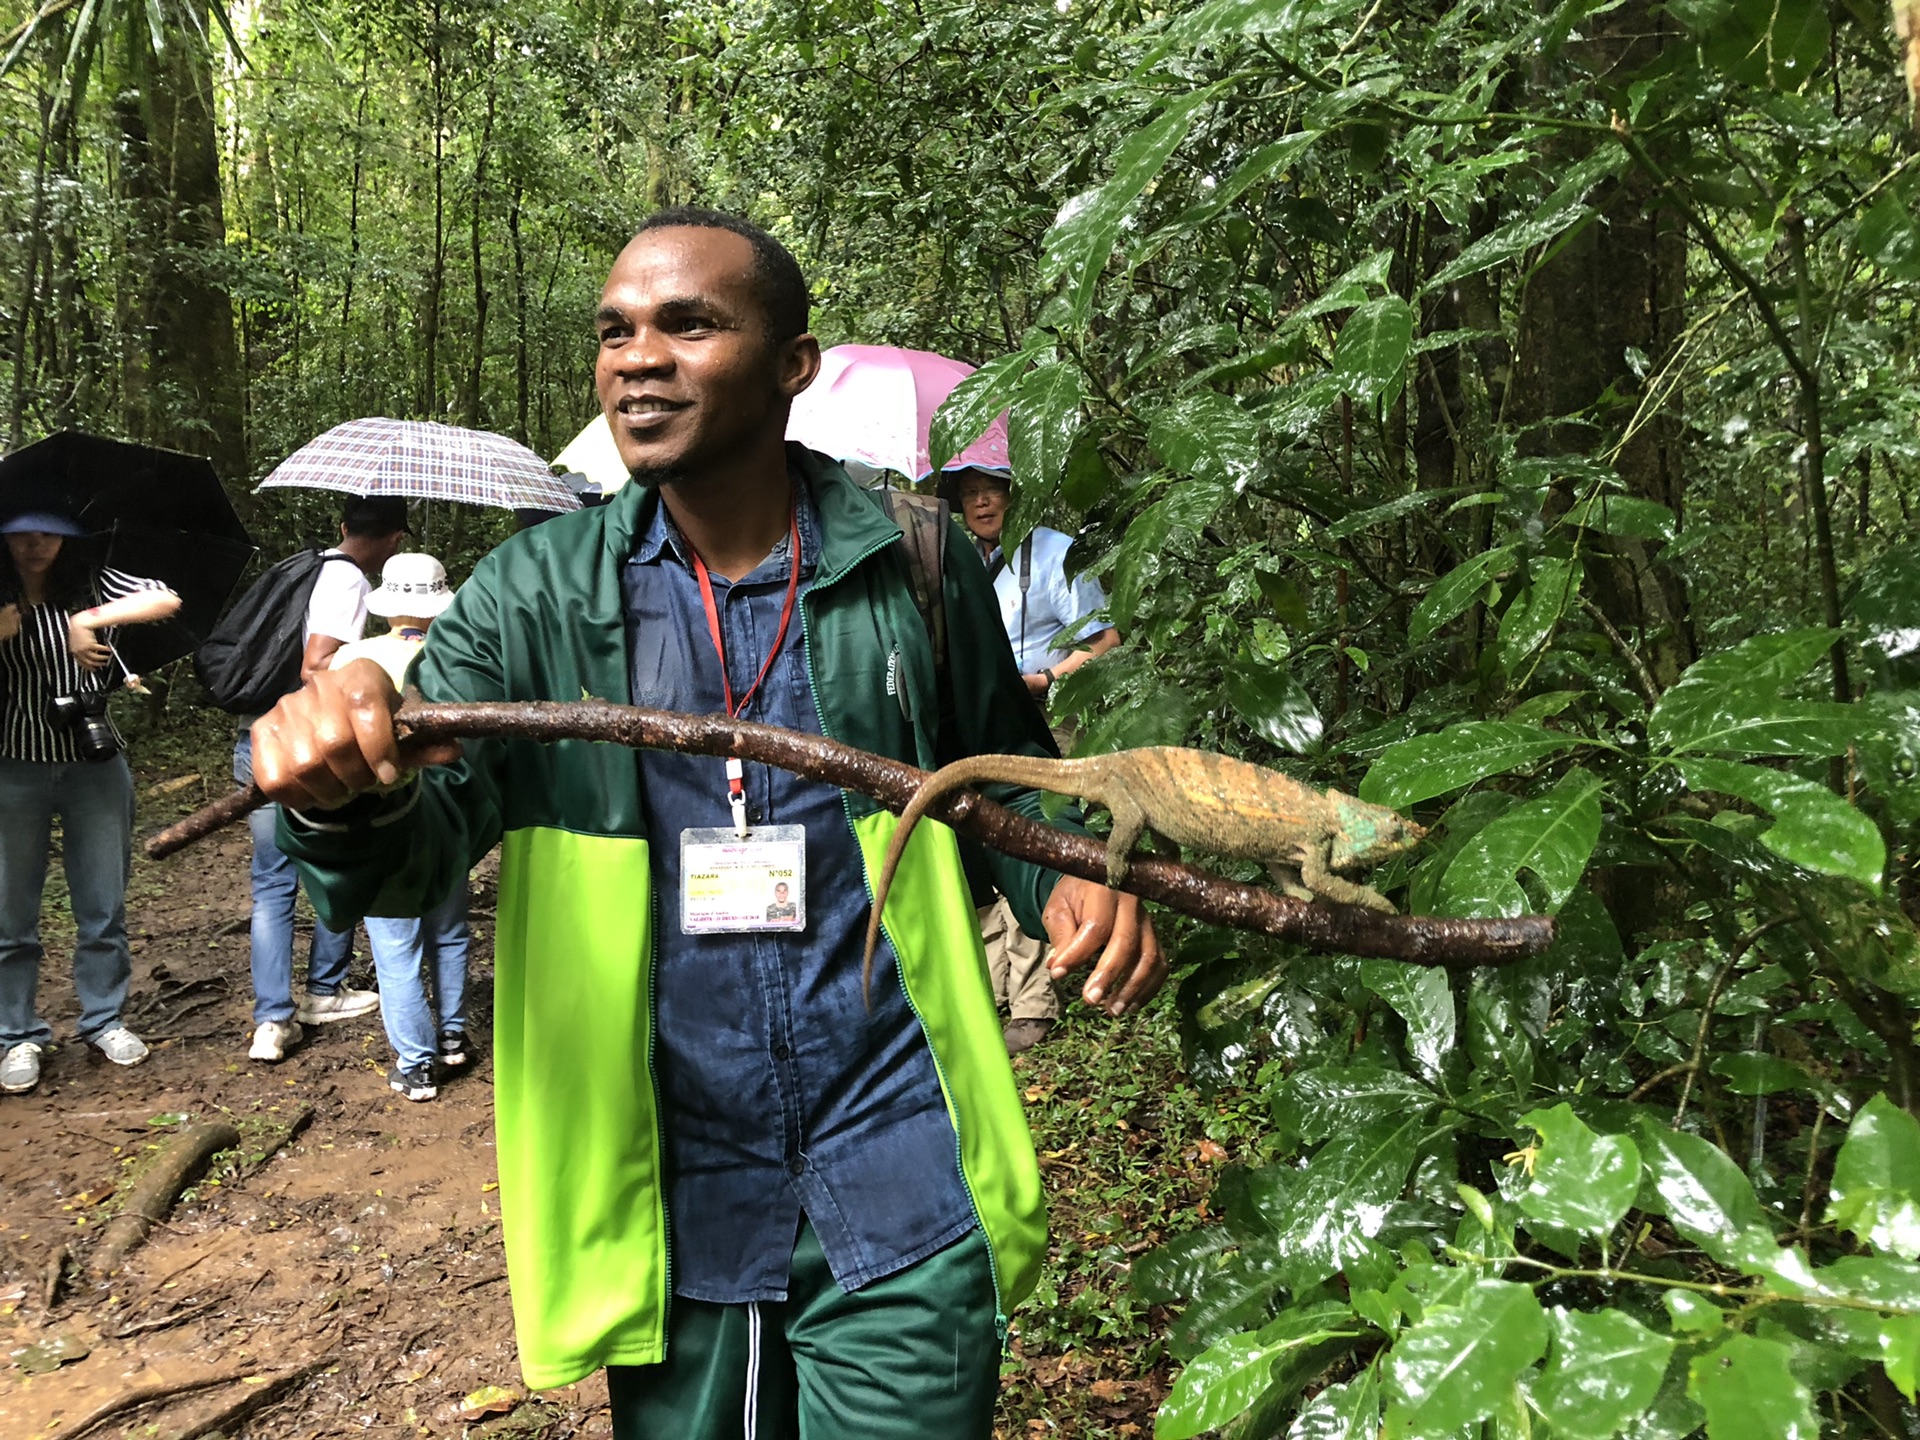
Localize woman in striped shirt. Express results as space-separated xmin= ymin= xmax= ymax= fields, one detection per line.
xmin=0 ymin=510 xmax=180 ymax=1095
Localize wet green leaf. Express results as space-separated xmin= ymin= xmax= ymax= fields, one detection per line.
xmin=1331 ymin=295 xmax=1413 ymax=408
xmin=928 ymin=349 xmax=1032 ymax=474
xmin=1709 ymin=1052 xmax=1812 ymax=1095
xmin=1858 ymin=192 xmax=1920 ymax=282
xmin=1636 ymin=1122 xmax=1787 ymax=1275
xmin=1281 ymin=1114 xmax=1424 ymax=1285
xmin=1148 ymin=391 xmax=1263 ymax=496
xmin=1006 ymin=361 xmax=1083 ymax=502
xmin=1427 ymin=195 xmax=1595 ymax=290
xmin=1286 ymin=1367 xmax=1381 ymax=1438
xmin=1686 ymin=1334 xmax=1816 ymax=1439
xmin=1829 ymin=1093 xmax=1920 ymax=1260
xmin=1360 ymin=960 xmax=1455 ymax=1078
xmin=1527 ymin=1307 xmax=1675 ymax=1439
xmin=1359 ymin=722 xmax=1578 ymax=808
xmin=1225 ymin=653 xmax=1323 ymax=752
xmin=1519 ymin=1103 xmax=1640 ymax=1239
xmin=1409 ymin=546 xmax=1519 ymax=644
xmin=1269 ymin=1063 xmax=1440 ymax=1146
xmin=1675 ymin=757 xmax=1884 ymax=889
xmin=1649 ymin=630 xmax=1856 ymax=757
xmin=1880 ymin=1314 xmax=1920 ymax=1400
xmin=1498 ymin=557 xmax=1583 ymax=671
xmin=1041 ymin=89 xmax=1212 ymax=328
xmin=1438 ymin=769 xmax=1603 ymax=917
xmin=1155 ymin=1302 xmax=1359 ymax=1439
xmin=1133 ymin=1226 xmax=1236 ymax=1304
xmin=1665 ymin=1290 xmax=1726 ymax=1334
xmin=1566 ymin=494 xmax=1679 ymax=543
xmin=1384 ymin=1279 xmax=1548 ymax=1432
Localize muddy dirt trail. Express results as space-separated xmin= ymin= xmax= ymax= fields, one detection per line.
xmin=0 ymin=804 xmax=609 ymax=1440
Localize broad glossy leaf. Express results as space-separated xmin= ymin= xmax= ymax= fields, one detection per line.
xmin=1282 ymin=1114 xmax=1424 ymax=1285
xmin=1527 ymin=1307 xmax=1675 ymax=1440
xmin=1428 ymin=198 xmax=1595 ymax=290
xmin=1361 ymin=960 xmax=1455 ymax=1078
xmin=1148 ymin=391 xmax=1262 ymax=496
xmin=1359 ymin=722 xmax=1577 ymax=808
xmin=1649 ymin=630 xmax=1856 ymax=757
xmin=1006 ymin=361 xmax=1083 ymax=501
xmin=1108 ymin=498 xmax=1176 ymax=630
xmin=1636 ymin=1122 xmax=1786 ymax=1275
xmin=1686 ymin=1334 xmax=1817 ymax=1440
xmin=1164 ymin=0 xmax=1364 ymax=48
xmin=1323 ymin=487 xmax=1457 ymax=542
xmin=1409 ymin=546 xmax=1519 ymax=644
xmin=1270 ymin=1063 xmax=1440 ymax=1145
xmin=1848 ymin=539 xmax=1920 ymax=686
xmin=1225 ymin=653 xmax=1324 ymax=752
xmin=1675 ymin=757 xmax=1884 ymax=889
xmin=1880 ymin=1314 xmax=1920 ymax=1400
xmin=1437 ymin=769 xmax=1603 ymax=917
xmin=1498 ymin=557 xmax=1583 ymax=671
xmin=1155 ymin=1302 xmax=1360 ymax=1439
xmin=1858 ymin=193 xmax=1920 ymax=282
xmin=1285 ymin=250 xmax=1394 ymax=329
xmin=1331 ymin=296 xmax=1413 ymax=408
xmin=1829 ymin=1093 xmax=1920 ymax=1260
xmin=1520 ymin=1103 xmax=1641 ymax=1239
xmin=1699 ymin=0 xmax=1828 ymax=91
xmin=1566 ymin=494 xmax=1679 ymax=543
xmin=1133 ymin=1226 xmax=1235 ymax=1304
xmin=1041 ymin=90 xmax=1211 ymax=329
xmin=1141 ymin=132 xmax=1320 ymax=262
xmin=1710 ymin=1052 xmax=1813 ymax=1095
xmin=1384 ymin=1280 xmax=1549 ymax=1432
xmin=1287 ymin=1368 xmax=1381 ymax=1439
xmin=1060 ymin=430 xmax=1112 ymax=510
xmin=928 ymin=350 xmax=1030 ymax=474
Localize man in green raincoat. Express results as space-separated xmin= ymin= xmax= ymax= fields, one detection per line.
xmin=250 ymin=209 xmax=1165 ymax=1439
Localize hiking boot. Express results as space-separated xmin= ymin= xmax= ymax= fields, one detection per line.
xmin=93 ymin=1026 xmax=149 ymax=1067
xmin=0 ymin=1042 xmax=43 ymax=1093
xmin=296 ymin=988 xmax=379 ymax=1025
xmin=1003 ymin=1018 xmax=1054 ymax=1056
xmin=437 ymin=1030 xmax=471 ymax=1072
xmin=249 ymin=1020 xmax=304 ymax=1062
xmin=388 ymin=1063 xmax=438 ymax=1102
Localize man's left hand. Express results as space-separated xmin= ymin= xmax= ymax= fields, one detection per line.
xmin=1041 ymin=878 xmax=1165 ymax=1018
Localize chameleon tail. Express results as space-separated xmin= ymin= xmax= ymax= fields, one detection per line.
xmin=861 ymin=765 xmax=981 ymax=1010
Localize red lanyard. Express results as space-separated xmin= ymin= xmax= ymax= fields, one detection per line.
xmin=691 ymin=505 xmax=802 ymax=834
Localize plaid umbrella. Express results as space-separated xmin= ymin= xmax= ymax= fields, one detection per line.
xmin=258 ymin=418 xmax=581 ymax=513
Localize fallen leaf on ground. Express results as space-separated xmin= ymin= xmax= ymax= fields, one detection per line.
xmin=1089 ymin=1379 xmax=1126 ymax=1400
xmin=15 ymin=1334 xmax=90 ymax=1374
xmin=1196 ymin=1139 xmax=1227 ymax=1163
xmin=459 ymin=1383 xmax=520 ymax=1420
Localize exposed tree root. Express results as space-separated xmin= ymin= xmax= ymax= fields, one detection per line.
xmin=89 ymin=1120 xmax=240 ymax=1277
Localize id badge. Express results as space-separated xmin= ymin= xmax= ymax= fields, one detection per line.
xmin=680 ymin=825 xmax=807 ymax=934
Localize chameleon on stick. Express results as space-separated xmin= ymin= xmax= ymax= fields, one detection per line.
xmin=860 ymin=747 xmax=1427 ymax=997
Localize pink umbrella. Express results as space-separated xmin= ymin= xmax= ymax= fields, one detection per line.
xmin=785 ymin=345 xmax=1009 ymax=481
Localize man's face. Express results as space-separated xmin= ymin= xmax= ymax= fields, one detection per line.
xmin=595 ymin=227 xmax=819 ymax=481
xmin=956 ymin=472 xmax=1012 ymax=544
xmin=775 ymin=883 xmax=789 ymax=900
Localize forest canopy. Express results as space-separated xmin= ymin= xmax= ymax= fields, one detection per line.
xmin=6 ymin=0 xmax=1920 ymax=1434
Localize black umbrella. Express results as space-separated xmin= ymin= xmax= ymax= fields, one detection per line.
xmin=0 ymin=431 xmax=256 ymax=674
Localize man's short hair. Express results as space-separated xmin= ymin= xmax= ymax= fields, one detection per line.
xmin=633 ymin=207 xmax=810 ymax=341
xmin=341 ymin=496 xmax=410 ymax=538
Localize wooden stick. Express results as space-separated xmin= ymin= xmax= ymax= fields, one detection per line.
xmin=89 ymin=1121 xmax=240 ymax=1276
xmin=146 ymin=699 xmax=1554 ymax=969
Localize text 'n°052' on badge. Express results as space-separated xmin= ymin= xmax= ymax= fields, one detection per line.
xmin=679 ymin=824 xmax=808 ymax=934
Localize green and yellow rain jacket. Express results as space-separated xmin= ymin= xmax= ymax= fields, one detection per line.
xmin=279 ymin=448 xmax=1066 ymax=1388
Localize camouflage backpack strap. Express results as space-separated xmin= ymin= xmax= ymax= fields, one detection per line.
xmin=874 ymin=487 xmax=950 ymax=671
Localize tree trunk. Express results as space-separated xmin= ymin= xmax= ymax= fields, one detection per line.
xmin=118 ymin=0 xmax=245 ymax=483
xmin=1509 ymin=1 xmax=1694 ymax=689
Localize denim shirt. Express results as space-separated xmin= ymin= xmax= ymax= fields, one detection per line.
xmin=622 ymin=481 xmax=976 ymax=1304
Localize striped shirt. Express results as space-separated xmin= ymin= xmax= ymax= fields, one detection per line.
xmin=0 ymin=567 xmax=170 ymax=763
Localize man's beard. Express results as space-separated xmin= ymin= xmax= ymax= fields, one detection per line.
xmin=626 ymin=462 xmax=688 ymax=489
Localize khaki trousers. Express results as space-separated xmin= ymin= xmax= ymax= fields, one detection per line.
xmin=978 ymin=896 xmax=1058 ymax=1023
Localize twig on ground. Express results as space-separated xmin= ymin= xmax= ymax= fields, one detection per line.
xmin=90 ymin=1121 xmax=241 ymax=1276
xmin=44 ymin=1366 xmax=256 ymax=1440
xmin=456 ymin=1270 xmax=507 ymax=1293
xmin=148 ymin=699 xmax=1555 ymax=969
xmin=112 ymin=1296 xmax=221 ymax=1339
xmin=161 ymin=1356 xmax=329 ymax=1440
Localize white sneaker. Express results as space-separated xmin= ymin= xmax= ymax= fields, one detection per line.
xmin=249 ymin=1020 xmax=304 ymax=1062
xmin=296 ymin=988 xmax=379 ymax=1025
xmin=93 ymin=1026 xmax=149 ymax=1067
xmin=0 ymin=1042 xmax=42 ymax=1093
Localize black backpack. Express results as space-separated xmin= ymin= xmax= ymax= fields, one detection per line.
xmin=193 ymin=550 xmax=361 ymax=714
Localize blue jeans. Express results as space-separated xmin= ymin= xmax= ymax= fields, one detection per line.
xmin=0 ymin=754 xmax=136 ymax=1047
xmin=235 ymin=732 xmax=355 ymax=1025
xmin=364 ymin=886 xmax=470 ymax=1073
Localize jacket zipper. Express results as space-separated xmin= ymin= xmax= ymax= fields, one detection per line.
xmin=798 ymin=545 xmax=1009 ymax=1334
xmin=649 ymin=867 xmax=674 ymax=1346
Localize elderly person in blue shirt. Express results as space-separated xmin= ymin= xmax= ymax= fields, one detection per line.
xmin=946 ymin=466 xmax=1120 ymax=1053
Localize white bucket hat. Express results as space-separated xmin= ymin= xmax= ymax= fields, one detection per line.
xmin=367 ymin=552 xmax=454 ymax=619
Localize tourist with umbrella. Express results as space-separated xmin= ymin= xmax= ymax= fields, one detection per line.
xmin=0 ymin=432 xmax=254 ymax=1095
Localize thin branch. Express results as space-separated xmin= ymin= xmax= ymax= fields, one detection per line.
xmin=147 ymin=699 xmax=1555 ymax=969
xmin=1578 ymin=595 xmax=1662 ymax=708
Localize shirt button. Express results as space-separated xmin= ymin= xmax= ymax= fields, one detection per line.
xmin=749 ymin=806 xmax=765 ymax=824
xmin=773 ymin=1043 xmax=792 ymax=1061
xmin=789 ymin=1156 xmax=806 ymax=1177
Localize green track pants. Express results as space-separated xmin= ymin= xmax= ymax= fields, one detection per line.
xmin=607 ymin=1222 xmax=1001 ymax=1440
